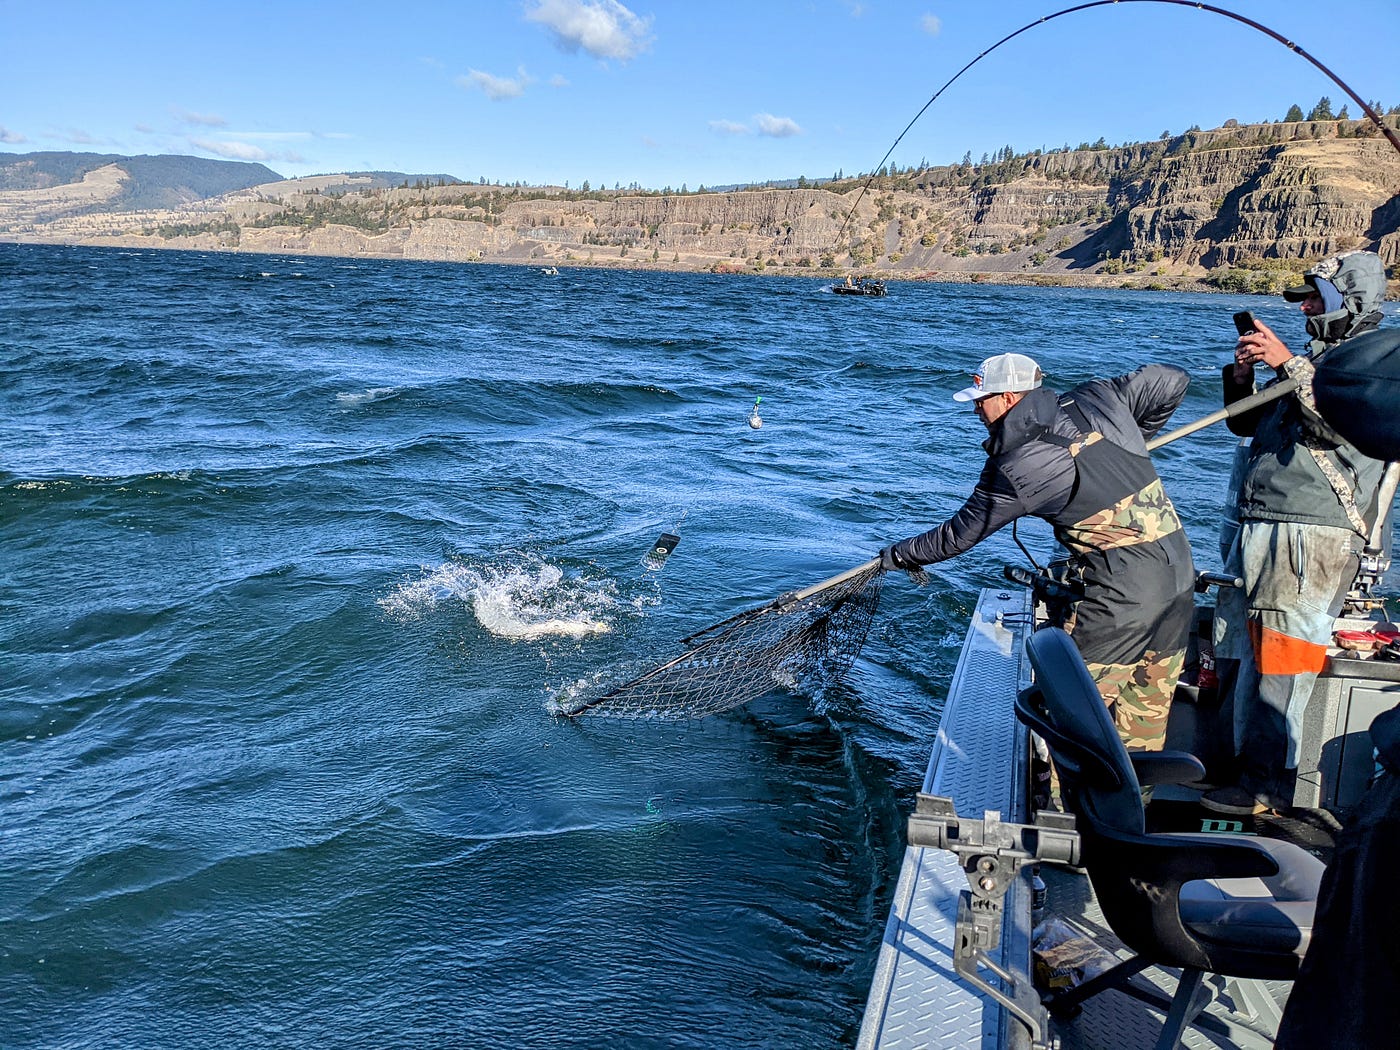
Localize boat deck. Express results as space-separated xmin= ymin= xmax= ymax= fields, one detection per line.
xmin=858 ymin=587 xmax=1036 ymax=1050
xmin=1040 ymin=864 xmax=1288 ymax=1049
xmin=859 ymin=586 xmax=1307 ymax=1050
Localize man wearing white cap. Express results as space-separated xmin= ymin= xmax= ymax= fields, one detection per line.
xmin=879 ymin=353 xmax=1196 ymax=751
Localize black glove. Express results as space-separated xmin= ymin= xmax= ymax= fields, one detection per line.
xmin=879 ymin=544 xmax=910 ymax=572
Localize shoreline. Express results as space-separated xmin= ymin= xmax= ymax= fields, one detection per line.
xmin=0 ymin=234 xmax=1239 ymax=295
xmin=6 ymin=233 xmax=1397 ymax=299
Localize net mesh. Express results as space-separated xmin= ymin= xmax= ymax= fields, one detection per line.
xmin=560 ymin=562 xmax=886 ymax=718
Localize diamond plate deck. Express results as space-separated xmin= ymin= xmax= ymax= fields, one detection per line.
xmin=858 ymin=586 xmax=1298 ymax=1050
xmin=1043 ymin=864 xmax=1288 ymax=1050
xmin=858 ymin=587 xmax=1035 ymax=1050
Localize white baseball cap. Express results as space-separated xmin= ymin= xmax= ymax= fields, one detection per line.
xmin=952 ymin=352 xmax=1044 ymax=402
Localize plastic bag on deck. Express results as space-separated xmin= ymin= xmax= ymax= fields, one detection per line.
xmin=1032 ymin=916 xmax=1117 ymax=991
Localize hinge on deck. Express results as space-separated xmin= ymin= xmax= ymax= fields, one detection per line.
xmin=907 ymin=794 xmax=1081 ymax=1050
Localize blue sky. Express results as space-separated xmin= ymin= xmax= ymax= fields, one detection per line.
xmin=2 ymin=0 xmax=1397 ymax=189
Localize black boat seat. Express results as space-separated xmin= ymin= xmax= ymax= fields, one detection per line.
xmin=1015 ymin=627 xmax=1323 ymax=1049
xmin=1179 ymin=838 xmax=1321 ymax=955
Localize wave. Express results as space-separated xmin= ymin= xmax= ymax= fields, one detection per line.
xmin=379 ymin=558 xmax=619 ymax=640
xmin=233 ymin=270 xmax=317 ymax=281
xmin=334 ymin=386 xmax=400 ymax=407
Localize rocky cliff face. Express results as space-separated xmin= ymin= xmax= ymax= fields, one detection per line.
xmin=1113 ymin=134 xmax=1400 ymax=267
xmin=2 ymin=121 xmax=1397 ymax=286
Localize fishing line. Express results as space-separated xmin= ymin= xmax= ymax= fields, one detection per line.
xmin=833 ymin=0 xmax=1400 ymax=254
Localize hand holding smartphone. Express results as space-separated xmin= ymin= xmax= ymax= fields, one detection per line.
xmin=1232 ymin=311 xmax=1260 ymax=373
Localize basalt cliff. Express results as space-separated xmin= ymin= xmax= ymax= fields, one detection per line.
xmin=2 ymin=118 xmax=1398 ymax=292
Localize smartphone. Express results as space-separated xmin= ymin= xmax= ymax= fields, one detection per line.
xmin=1233 ymin=311 xmax=1257 ymax=337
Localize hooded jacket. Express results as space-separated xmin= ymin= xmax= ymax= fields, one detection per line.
xmin=1224 ymin=250 xmax=1389 ymax=533
xmin=892 ymin=364 xmax=1195 ymax=665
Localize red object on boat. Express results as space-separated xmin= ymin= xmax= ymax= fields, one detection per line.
xmin=1334 ymin=628 xmax=1400 ymax=651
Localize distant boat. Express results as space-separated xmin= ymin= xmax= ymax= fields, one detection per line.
xmin=832 ymin=277 xmax=886 ymax=296
xmin=539 ymin=266 xmax=559 ymax=276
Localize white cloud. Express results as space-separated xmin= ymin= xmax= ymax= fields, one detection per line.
xmin=172 ymin=108 xmax=228 ymax=127
xmin=549 ymin=73 xmax=571 ymax=88
xmin=226 ymin=131 xmax=313 ymax=142
xmin=459 ymin=67 xmax=531 ymax=100
xmin=710 ymin=114 xmax=802 ymax=138
xmin=1 ymin=125 xmax=28 ymax=144
xmin=921 ymin=14 xmax=942 ymax=35
xmin=191 ymin=138 xmax=273 ymax=161
xmin=754 ymin=113 xmax=801 ymax=138
xmin=526 ymin=0 xmax=653 ymax=62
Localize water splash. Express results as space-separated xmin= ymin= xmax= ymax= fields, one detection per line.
xmin=545 ymin=666 xmax=626 ymax=717
xmin=380 ymin=559 xmax=617 ymax=640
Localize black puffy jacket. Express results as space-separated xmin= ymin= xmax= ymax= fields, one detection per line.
xmin=891 ymin=364 xmax=1196 ymax=666
xmin=893 ymin=365 xmax=1190 ymax=564
xmin=1314 ymin=329 xmax=1400 ymax=461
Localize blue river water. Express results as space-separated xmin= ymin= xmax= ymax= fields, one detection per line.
xmin=2 ymin=243 xmax=1393 ymax=1049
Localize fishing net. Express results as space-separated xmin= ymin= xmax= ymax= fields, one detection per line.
xmin=559 ymin=560 xmax=887 ymax=718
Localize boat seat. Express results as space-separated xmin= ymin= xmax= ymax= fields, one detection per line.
xmin=1014 ymin=627 xmax=1324 ymax=1050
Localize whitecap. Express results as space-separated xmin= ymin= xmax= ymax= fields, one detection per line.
xmin=335 ymin=386 xmax=399 ymax=406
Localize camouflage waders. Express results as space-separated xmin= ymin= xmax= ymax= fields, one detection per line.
xmin=1083 ymin=648 xmax=1185 ymax=751
xmin=1043 ymin=399 xmax=1196 ymax=751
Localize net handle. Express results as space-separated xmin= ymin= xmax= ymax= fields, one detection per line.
xmin=1146 ymin=377 xmax=1297 ymax=451
xmin=679 ymin=557 xmax=884 ymax=646
xmin=786 ymin=557 xmax=883 ymax=602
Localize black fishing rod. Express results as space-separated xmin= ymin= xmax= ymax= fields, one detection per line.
xmin=834 ymin=0 xmax=1400 ymax=252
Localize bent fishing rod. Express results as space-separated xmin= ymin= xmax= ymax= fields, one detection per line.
xmin=834 ymin=0 xmax=1400 ymax=252
xmin=828 ymin=0 xmax=1399 ymax=451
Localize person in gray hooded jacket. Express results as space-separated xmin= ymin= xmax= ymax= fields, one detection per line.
xmin=1205 ymin=250 xmax=1391 ymax=815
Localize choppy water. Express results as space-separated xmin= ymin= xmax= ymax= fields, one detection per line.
xmin=3 ymin=243 xmax=1393 ymax=1049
